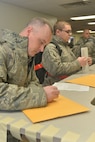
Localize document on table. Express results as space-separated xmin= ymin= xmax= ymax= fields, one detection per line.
xmin=53 ymin=82 xmax=89 ymax=91
xmin=81 ymin=47 xmax=89 ymax=72
xmin=66 ymin=74 xmax=95 ymax=88
xmin=23 ymin=95 xmax=89 ymax=123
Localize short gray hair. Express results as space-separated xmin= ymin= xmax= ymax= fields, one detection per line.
xmin=27 ymin=17 xmax=53 ymax=33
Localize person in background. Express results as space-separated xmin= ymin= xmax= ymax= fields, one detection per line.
xmin=42 ymin=20 xmax=92 ymax=86
xmin=75 ymin=29 xmax=94 ymax=46
xmin=0 ymin=17 xmax=59 ymax=142
xmin=72 ymin=29 xmax=95 ymax=64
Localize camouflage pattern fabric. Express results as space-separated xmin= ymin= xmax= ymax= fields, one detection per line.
xmin=0 ymin=29 xmax=47 ymax=111
xmin=72 ymin=36 xmax=95 ymax=64
xmin=42 ymin=35 xmax=81 ymax=86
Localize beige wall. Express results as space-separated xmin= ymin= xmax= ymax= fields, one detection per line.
xmin=0 ymin=1 xmax=57 ymax=37
xmin=0 ymin=1 xmax=89 ymax=44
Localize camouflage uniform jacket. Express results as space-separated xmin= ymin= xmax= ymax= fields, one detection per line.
xmin=72 ymin=36 xmax=95 ymax=64
xmin=0 ymin=29 xmax=47 ymax=111
xmin=42 ymin=35 xmax=81 ymax=86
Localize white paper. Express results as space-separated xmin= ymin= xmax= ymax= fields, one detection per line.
xmin=53 ymin=82 xmax=89 ymax=91
xmin=81 ymin=47 xmax=89 ymax=72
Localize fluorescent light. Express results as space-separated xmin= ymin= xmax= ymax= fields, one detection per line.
xmin=90 ymin=31 xmax=95 ymax=33
xmin=76 ymin=30 xmax=83 ymax=33
xmin=88 ymin=22 xmax=95 ymax=25
xmin=76 ymin=30 xmax=95 ymax=33
xmin=71 ymin=15 xmax=95 ymax=20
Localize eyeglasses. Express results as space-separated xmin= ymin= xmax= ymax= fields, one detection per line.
xmin=61 ymin=29 xmax=72 ymax=34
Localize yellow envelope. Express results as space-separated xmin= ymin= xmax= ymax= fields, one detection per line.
xmin=66 ymin=74 xmax=95 ymax=87
xmin=23 ymin=95 xmax=89 ymax=123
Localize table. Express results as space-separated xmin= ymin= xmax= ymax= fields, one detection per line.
xmin=1 ymin=65 xmax=95 ymax=142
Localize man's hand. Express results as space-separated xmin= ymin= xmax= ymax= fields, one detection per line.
xmin=87 ymin=57 xmax=92 ymax=65
xmin=77 ymin=57 xmax=88 ymax=67
xmin=43 ymin=86 xmax=59 ymax=103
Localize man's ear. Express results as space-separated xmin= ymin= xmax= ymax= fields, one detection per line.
xmin=27 ymin=25 xmax=33 ymax=34
xmin=56 ymin=29 xmax=60 ymax=35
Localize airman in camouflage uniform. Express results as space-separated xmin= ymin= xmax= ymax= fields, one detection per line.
xmin=72 ymin=29 xmax=95 ymax=64
xmin=0 ymin=17 xmax=59 ymax=142
xmin=0 ymin=17 xmax=59 ymax=111
xmin=0 ymin=29 xmax=47 ymax=111
xmin=42 ymin=21 xmax=92 ymax=86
